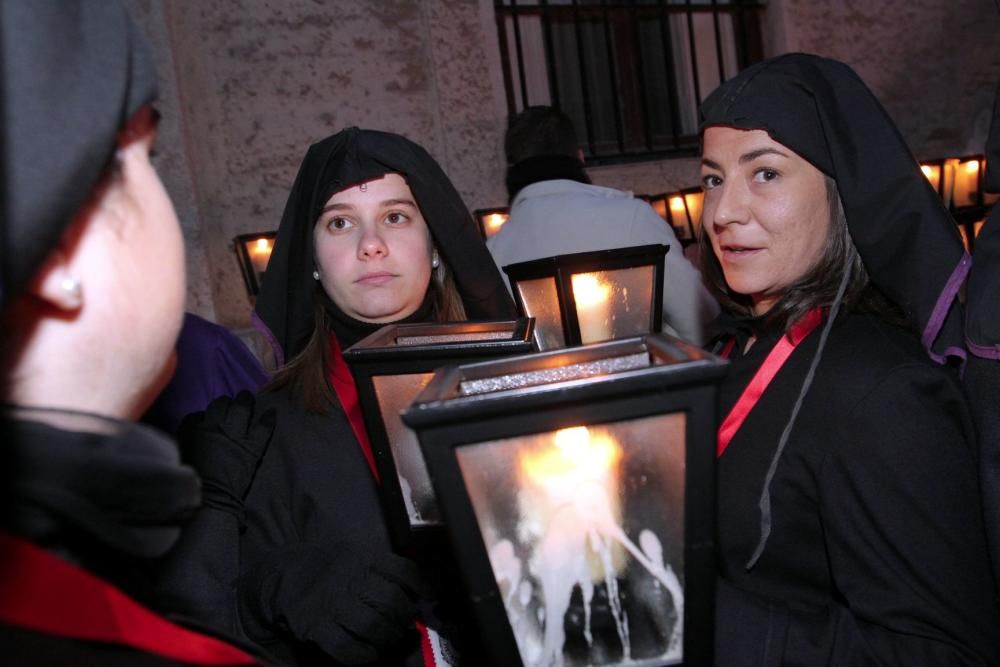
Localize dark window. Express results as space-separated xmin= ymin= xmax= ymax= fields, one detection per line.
xmin=496 ymin=0 xmax=766 ymax=165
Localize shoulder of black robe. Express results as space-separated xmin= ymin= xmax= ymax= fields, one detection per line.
xmin=699 ymin=52 xmax=966 ymax=365
xmin=254 ymin=127 xmax=516 ymax=364
xmin=0 ymin=0 xmax=157 ymax=309
xmin=967 ymin=82 xmax=1000 ymax=357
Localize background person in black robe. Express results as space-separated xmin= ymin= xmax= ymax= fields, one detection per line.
xmin=698 ymin=53 xmax=1000 ymax=664
xmin=225 ymin=128 xmax=515 ymax=666
xmin=0 ymin=1 xmax=264 ymax=664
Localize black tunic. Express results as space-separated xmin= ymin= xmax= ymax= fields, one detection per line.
xmin=714 ymin=313 xmax=1000 ymax=664
xmin=237 ymin=387 xmax=427 ymax=666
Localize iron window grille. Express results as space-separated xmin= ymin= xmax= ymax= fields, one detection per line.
xmin=495 ymin=0 xmax=766 ymax=165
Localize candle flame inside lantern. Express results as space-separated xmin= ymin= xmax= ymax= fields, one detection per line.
xmin=964 ymin=160 xmax=981 ymax=175
xmin=521 ymin=426 xmax=621 ymax=492
xmin=669 ymin=196 xmax=686 ymax=213
xmin=485 ymin=213 xmax=508 ymax=232
xmin=571 ymin=273 xmax=611 ymax=307
xmin=252 ymin=237 xmax=272 ymax=255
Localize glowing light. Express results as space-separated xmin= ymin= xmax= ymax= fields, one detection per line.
xmin=520 ymin=426 xmax=621 ymax=493
xmin=669 ymin=196 xmax=686 ymax=213
xmin=485 ymin=213 xmax=508 ymax=232
xmin=571 ymin=273 xmax=610 ymax=307
xmin=252 ymin=238 xmax=272 ymax=255
xmin=964 ymin=160 xmax=981 ymax=174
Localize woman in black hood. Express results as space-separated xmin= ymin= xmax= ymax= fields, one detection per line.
xmin=231 ymin=128 xmax=514 ymax=665
xmin=699 ymin=53 xmax=1000 ymax=664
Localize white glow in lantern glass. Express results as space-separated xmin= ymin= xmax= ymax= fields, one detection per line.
xmin=571 ymin=267 xmax=656 ymax=345
xmin=455 ymin=413 xmax=687 ymax=666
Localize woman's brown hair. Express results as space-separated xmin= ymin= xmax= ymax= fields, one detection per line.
xmin=266 ymin=259 xmax=466 ymax=414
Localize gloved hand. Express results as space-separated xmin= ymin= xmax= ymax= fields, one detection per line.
xmin=177 ymin=390 xmax=276 ymax=517
xmin=238 ymin=542 xmax=432 ymax=665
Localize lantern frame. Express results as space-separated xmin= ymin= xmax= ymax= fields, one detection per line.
xmin=233 ymin=231 xmax=277 ymax=297
xmin=343 ymin=318 xmax=535 ymax=552
xmin=403 ymin=334 xmax=724 ymax=666
xmin=502 ymin=244 xmax=668 ymax=350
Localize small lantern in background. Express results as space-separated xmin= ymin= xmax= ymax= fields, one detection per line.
xmin=402 ymin=334 xmax=725 ymax=666
xmin=233 ymin=232 xmax=277 ymax=297
xmin=645 ymin=190 xmax=702 ymax=243
xmin=920 ymin=160 xmax=943 ymax=197
xmin=953 ymin=157 xmax=982 ymax=209
xmin=502 ymin=244 xmax=667 ymax=351
xmin=475 ymin=207 xmax=511 ymax=241
xmin=343 ymin=319 xmax=535 ymax=551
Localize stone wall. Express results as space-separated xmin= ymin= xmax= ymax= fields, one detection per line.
xmin=125 ymin=0 xmax=1000 ymax=328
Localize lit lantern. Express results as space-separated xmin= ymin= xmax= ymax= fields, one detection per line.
xmin=233 ymin=232 xmax=277 ymax=297
xmin=475 ymin=207 xmax=511 ymax=240
xmin=343 ymin=318 xmax=535 ymax=550
xmin=502 ymin=244 xmax=668 ymax=351
xmin=402 ymin=333 xmax=725 ymax=666
xmin=953 ymin=158 xmax=982 ymax=209
xmin=683 ymin=189 xmax=704 ymax=236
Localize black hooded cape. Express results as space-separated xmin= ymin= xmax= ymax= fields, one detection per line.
xmin=701 ymin=54 xmax=1000 ymax=664
xmin=966 ymin=82 xmax=1000 ymax=588
xmin=253 ymin=127 xmax=514 ymax=365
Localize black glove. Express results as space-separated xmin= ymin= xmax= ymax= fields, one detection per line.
xmin=177 ymin=390 xmax=276 ymax=517
xmin=238 ymin=542 xmax=432 ymax=665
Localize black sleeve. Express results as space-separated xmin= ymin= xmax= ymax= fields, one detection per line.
xmin=790 ymin=363 xmax=998 ymax=664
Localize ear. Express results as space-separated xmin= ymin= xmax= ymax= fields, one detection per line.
xmin=28 ymin=249 xmax=83 ymax=312
xmin=577 ymin=147 xmax=586 ymax=164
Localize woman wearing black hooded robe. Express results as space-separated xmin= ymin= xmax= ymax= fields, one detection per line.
xmin=230 ymin=128 xmax=515 ymax=665
xmin=698 ymin=54 xmax=1000 ymax=664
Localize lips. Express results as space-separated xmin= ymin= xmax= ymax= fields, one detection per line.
xmin=718 ymin=242 xmax=764 ymax=261
xmin=355 ymin=271 xmax=396 ymax=286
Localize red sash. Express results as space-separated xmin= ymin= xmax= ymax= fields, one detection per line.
xmin=0 ymin=532 xmax=256 ymax=664
xmin=717 ymin=308 xmax=824 ymax=457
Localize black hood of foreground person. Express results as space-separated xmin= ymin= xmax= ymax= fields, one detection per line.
xmin=700 ymin=52 xmax=967 ymax=364
xmin=0 ymin=0 xmax=158 ymax=310
xmin=254 ymin=127 xmax=516 ymax=365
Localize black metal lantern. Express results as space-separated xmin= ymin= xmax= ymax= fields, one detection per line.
xmin=343 ymin=318 xmax=535 ymax=551
xmin=233 ymin=232 xmax=277 ymax=297
xmin=503 ymin=244 xmax=667 ymax=351
xmin=402 ymin=334 xmax=724 ymax=666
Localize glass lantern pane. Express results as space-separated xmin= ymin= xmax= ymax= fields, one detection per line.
xmin=516 ymin=277 xmax=567 ymax=351
xmin=456 ymin=413 xmax=686 ymax=666
xmin=571 ymin=267 xmax=656 ymax=345
xmin=372 ymin=372 xmax=438 ymax=525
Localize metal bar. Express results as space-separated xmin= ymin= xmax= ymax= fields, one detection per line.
xmin=494 ymin=1 xmax=517 ymax=116
xmin=602 ymin=0 xmax=626 ymax=154
xmin=510 ymin=0 xmax=530 ymax=108
xmin=572 ymin=0 xmax=597 ymax=156
xmin=631 ymin=9 xmax=653 ymax=152
xmin=539 ymin=0 xmax=561 ymax=108
xmin=659 ymin=0 xmax=682 ymax=148
xmin=685 ymin=0 xmax=703 ymax=105
xmin=711 ymin=0 xmax=726 ymax=84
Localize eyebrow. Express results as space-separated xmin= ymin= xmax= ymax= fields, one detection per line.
xmin=701 ymin=147 xmax=790 ymax=171
xmin=321 ymin=198 xmax=418 ymax=213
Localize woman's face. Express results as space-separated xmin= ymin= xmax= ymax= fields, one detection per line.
xmin=314 ymin=173 xmax=434 ymax=323
xmin=700 ymin=127 xmax=831 ymax=315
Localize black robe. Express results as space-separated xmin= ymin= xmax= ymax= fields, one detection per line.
xmin=713 ymin=313 xmax=1000 ymax=664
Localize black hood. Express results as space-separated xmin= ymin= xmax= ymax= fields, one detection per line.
xmin=700 ymin=53 xmax=966 ymax=364
xmin=254 ymin=127 xmax=515 ymax=364
xmin=0 ymin=0 xmax=158 ymax=309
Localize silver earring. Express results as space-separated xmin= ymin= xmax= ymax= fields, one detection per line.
xmin=312 ymin=270 xmax=320 ymax=280
xmin=431 ymin=252 xmax=440 ymax=269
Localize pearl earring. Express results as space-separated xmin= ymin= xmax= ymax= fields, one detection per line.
xmin=431 ymin=252 xmax=440 ymax=269
xmin=312 ymin=270 xmax=320 ymax=280
xmin=60 ymin=276 xmax=82 ymax=306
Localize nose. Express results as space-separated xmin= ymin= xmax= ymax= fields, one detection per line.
xmin=358 ymin=226 xmax=388 ymax=260
xmin=709 ymin=180 xmax=750 ymax=233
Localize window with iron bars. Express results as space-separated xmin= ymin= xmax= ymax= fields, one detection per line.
xmin=495 ymin=0 xmax=766 ymax=165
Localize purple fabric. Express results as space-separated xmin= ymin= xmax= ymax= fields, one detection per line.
xmin=922 ymin=253 xmax=971 ymax=364
xmin=143 ymin=313 xmax=268 ymax=435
